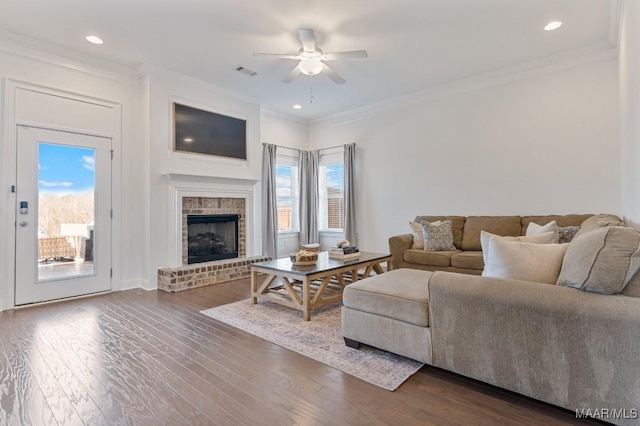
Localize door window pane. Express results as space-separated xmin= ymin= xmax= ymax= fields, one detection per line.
xmin=37 ymin=143 xmax=95 ymax=281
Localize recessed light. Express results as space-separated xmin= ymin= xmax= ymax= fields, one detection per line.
xmin=292 ymin=104 xmax=302 ymax=110
xmin=544 ymin=21 xmax=562 ymax=31
xmin=183 ymin=138 xmax=193 ymax=143
xmin=85 ymin=35 xmax=104 ymax=44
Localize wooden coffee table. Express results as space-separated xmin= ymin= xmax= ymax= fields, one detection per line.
xmin=250 ymin=251 xmax=392 ymax=321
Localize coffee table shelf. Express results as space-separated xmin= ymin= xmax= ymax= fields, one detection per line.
xmin=250 ymin=251 xmax=392 ymax=321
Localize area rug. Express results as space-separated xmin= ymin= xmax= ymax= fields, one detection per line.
xmin=200 ymin=300 xmax=424 ymax=391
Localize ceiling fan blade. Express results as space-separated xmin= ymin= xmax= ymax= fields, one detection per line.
xmin=298 ymin=28 xmax=316 ymax=52
xmin=323 ymin=50 xmax=368 ymax=61
xmin=282 ymin=64 xmax=301 ymax=83
xmin=253 ymin=52 xmax=299 ymax=60
xmin=322 ymin=63 xmax=346 ymax=85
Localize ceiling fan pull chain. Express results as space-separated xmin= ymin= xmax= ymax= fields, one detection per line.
xmin=309 ymin=77 xmax=314 ymax=104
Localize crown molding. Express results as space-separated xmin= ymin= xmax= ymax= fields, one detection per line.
xmin=142 ymin=63 xmax=264 ymax=107
xmin=0 ymin=29 xmax=141 ymax=86
xmin=260 ymin=107 xmax=308 ymax=125
xmin=310 ymin=42 xmax=618 ymax=128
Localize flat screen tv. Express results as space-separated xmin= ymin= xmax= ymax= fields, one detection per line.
xmin=173 ymin=102 xmax=247 ymax=160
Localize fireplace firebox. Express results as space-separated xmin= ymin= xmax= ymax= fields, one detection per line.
xmin=187 ymin=214 xmax=239 ymax=264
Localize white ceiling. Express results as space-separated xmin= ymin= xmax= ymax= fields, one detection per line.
xmin=0 ymin=0 xmax=617 ymax=120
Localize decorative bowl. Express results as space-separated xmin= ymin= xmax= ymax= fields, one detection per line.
xmin=290 ymin=251 xmax=318 ymax=266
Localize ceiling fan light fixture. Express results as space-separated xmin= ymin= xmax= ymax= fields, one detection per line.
xmin=299 ymin=59 xmax=323 ymax=76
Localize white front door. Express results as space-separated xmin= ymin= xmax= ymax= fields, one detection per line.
xmin=14 ymin=126 xmax=112 ymax=305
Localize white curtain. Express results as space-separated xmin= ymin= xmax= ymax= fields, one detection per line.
xmin=262 ymin=143 xmax=278 ymax=258
xmin=344 ymin=143 xmax=357 ymax=245
xmin=299 ymin=149 xmax=319 ymax=244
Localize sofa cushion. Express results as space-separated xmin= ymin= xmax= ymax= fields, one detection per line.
xmin=422 ymin=220 xmax=456 ymax=251
xmin=450 ymin=251 xmax=484 ymax=270
xmin=557 ymin=226 xmax=640 ymax=294
xmin=461 ymin=216 xmax=521 ymax=251
xmin=526 ymin=221 xmax=559 ymax=243
xmin=521 ymin=214 xmax=592 ymax=235
xmin=415 ymin=216 xmax=465 ymax=249
xmin=573 ymin=213 xmax=623 ymax=240
xmin=483 ymin=238 xmax=569 ymax=284
xmin=404 ymin=249 xmax=460 ymax=267
xmin=480 ymin=230 xmax=557 ymax=266
xmin=343 ymin=269 xmax=432 ymax=327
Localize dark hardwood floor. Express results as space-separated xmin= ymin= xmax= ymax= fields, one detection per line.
xmin=0 ymin=279 xmax=601 ymax=425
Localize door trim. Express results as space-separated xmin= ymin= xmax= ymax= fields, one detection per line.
xmin=1 ymin=79 xmax=123 ymax=311
xmin=14 ymin=126 xmax=112 ymax=305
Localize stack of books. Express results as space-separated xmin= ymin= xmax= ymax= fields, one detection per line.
xmin=329 ymin=247 xmax=360 ymax=260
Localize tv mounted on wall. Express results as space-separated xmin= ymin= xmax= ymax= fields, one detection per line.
xmin=173 ymin=102 xmax=247 ymax=160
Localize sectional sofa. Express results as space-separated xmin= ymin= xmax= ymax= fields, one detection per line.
xmin=389 ymin=214 xmax=593 ymax=274
xmin=343 ymin=214 xmax=640 ymax=425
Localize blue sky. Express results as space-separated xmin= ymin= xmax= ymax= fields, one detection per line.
xmin=38 ymin=143 xmax=95 ymax=194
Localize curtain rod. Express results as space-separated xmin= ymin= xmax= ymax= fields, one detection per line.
xmin=262 ymin=143 xmax=356 ymax=152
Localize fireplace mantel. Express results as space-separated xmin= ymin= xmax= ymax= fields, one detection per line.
xmin=165 ymin=173 xmax=259 ymax=267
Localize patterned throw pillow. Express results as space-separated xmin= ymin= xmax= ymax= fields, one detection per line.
xmin=558 ymin=226 xmax=579 ymax=244
xmin=421 ymin=220 xmax=456 ymax=251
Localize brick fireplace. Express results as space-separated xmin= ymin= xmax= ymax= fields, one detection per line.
xmin=159 ymin=174 xmax=264 ymax=292
xmin=182 ymin=197 xmax=246 ymax=265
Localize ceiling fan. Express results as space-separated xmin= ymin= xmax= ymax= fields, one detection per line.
xmin=253 ymin=28 xmax=367 ymax=85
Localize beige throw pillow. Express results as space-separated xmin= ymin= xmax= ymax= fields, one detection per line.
xmin=526 ymin=221 xmax=559 ymax=243
xmin=409 ymin=220 xmax=441 ymax=249
xmin=480 ymin=230 xmax=557 ymax=266
xmin=421 ymin=220 xmax=455 ymax=251
xmin=483 ymin=238 xmax=569 ymax=284
xmin=557 ymin=226 xmax=640 ymax=294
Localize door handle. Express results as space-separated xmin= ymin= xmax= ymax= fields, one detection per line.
xmin=19 ymin=221 xmax=28 ymax=227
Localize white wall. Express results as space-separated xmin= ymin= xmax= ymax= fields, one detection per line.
xmin=309 ymin=60 xmax=621 ymax=253
xmin=0 ymin=49 xmax=144 ymax=310
xmin=261 ymin=108 xmax=308 ymax=151
xmin=620 ymin=0 xmax=640 ymax=226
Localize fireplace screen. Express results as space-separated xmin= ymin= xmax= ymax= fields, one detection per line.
xmin=187 ymin=214 xmax=239 ymax=264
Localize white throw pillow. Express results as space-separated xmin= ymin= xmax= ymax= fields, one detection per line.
xmin=482 ymin=238 xmax=569 ymax=284
xmin=409 ymin=220 xmax=441 ymax=249
xmin=526 ymin=221 xmax=559 ymax=243
xmin=480 ymin=230 xmax=557 ymax=266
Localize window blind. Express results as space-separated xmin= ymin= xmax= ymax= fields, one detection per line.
xmin=275 ymin=154 xmax=299 ymax=231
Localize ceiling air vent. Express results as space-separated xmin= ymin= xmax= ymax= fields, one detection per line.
xmin=233 ymin=66 xmax=257 ymax=77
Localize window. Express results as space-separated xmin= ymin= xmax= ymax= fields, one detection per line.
xmin=319 ymin=151 xmax=344 ymax=231
xmin=275 ymin=154 xmax=299 ymax=232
